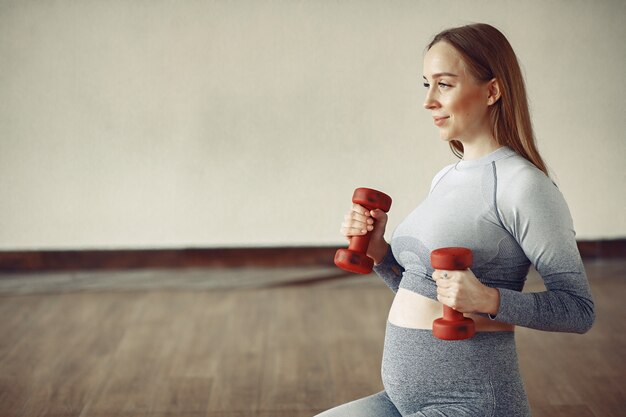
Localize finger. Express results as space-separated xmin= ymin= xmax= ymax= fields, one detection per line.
xmin=369 ymin=208 xmax=387 ymax=219
xmin=352 ymin=203 xmax=371 ymax=216
xmin=340 ymin=223 xmax=373 ymax=237
xmin=369 ymin=209 xmax=388 ymax=225
xmin=434 ymin=270 xmax=450 ymax=281
xmin=346 ymin=211 xmax=374 ymax=225
xmin=342 ymin=216 xmax=374 ymax=232
xmin=437 ymin=294 xmax=459 ymax=310
xmin=437 ymin=293 xmax=450 ymax=305
xmin=340 ymin=226 xmax=367 ymax=237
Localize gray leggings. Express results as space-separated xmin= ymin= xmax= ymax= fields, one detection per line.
xmin=316 ymin=322 xmax=531 ymax=417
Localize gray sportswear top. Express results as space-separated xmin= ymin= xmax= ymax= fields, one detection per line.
xmin=373 ymin=146 xmax=595 ymax=333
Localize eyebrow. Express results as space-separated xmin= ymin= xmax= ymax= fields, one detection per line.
xmin=423 ymin=72 xmax=459 ymax=80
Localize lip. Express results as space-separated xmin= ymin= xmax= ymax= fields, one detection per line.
xmin=433 ymin=116 xmax=449 ymax=127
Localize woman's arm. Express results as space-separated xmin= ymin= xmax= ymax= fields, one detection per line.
xmin=493 ymin=164 xmax=595 ymax=333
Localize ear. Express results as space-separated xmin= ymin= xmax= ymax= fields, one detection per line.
xmin=487 ymin=78 xmax=501 ymax=106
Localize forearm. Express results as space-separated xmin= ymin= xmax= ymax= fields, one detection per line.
xmin=490 ymin=277 xmax=595 ymax=333
xmin=372 ymin=245 xmax=404 ymax=293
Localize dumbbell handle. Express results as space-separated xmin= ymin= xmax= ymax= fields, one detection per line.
xmin=347 ymin=228 xmax=371 ymax=254
xmin=442 ymin=305 xmax=465 ymax=321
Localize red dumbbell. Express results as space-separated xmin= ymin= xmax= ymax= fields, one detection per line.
xmin=431 ymin=247 xmax=476 ymax=340
xmin=334 ymin=188 xmax=392 ymax=274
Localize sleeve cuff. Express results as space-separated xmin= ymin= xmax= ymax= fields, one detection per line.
xmin=487 ymin=288 xmax=502 ymax=320
xmin=372 ymin=246 xmax=404 ymax=293
xmin=486 ymin=287 xmax=534 ymax=327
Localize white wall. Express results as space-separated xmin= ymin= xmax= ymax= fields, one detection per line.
xmin=1 ymin=0 xmax=624 ymax=250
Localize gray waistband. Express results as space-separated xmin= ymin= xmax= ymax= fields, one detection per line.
xmin=384 ymin=321 xmax=519 ymax=379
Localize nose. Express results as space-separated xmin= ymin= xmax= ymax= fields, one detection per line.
xmin=423 ymin=88 xmax=439 ymax=110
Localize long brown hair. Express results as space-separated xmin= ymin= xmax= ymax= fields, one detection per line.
xmin=427 ymin=23 xmax=548 ymax=176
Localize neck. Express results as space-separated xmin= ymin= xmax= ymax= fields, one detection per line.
xmin=459 ymin=137 xmax=501 ymax=160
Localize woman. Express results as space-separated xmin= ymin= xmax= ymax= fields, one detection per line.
xmin=317 ymin=23 xmax=595 ymax=417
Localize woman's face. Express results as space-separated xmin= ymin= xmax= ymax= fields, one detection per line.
xmin=422 ymin=41 xmax=493 ymax=145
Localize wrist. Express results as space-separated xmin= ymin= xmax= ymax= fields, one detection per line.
xmin=483 ymin=287 xmax=500 ymax=316
xmin=369 ymin=241 xmax=389 ymax=265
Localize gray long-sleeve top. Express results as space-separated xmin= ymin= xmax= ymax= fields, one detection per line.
xmin=373 ymin=146 xmax=595 ymax=334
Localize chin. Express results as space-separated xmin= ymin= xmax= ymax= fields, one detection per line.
xmin=439 ymin=132 xmax=453 ymax=142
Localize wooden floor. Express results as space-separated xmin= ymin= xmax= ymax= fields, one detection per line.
xmin=0 ymin=259 xmax=624 ymax=417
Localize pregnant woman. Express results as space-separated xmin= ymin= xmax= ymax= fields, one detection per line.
xmin=316 ymin=23 xmax=595 ymax=417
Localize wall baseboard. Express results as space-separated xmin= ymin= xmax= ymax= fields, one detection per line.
xmin=0 ymin=247 xmax=339 ymax=272
xmin=0 ymin=239 xmax=624 ymax=272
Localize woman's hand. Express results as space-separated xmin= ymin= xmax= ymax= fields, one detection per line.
xmin=340 ymin=204 xmax=389 ymax=264
xmin=434 ymin=269 xmax=500 ymax=315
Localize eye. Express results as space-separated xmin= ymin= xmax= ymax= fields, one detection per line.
xmin=423 ymin=82 xmax=430 ymax=88
xmin=438 ymin=82 xmax=451 ymax=89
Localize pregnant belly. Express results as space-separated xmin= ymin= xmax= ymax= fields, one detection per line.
xmin=388 ymin=288 xmax=515 ymax=332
